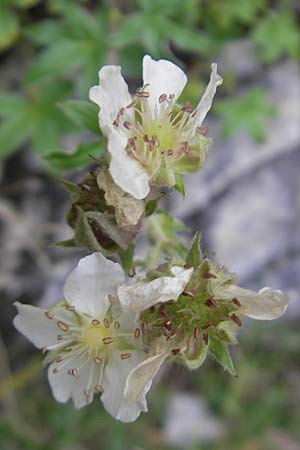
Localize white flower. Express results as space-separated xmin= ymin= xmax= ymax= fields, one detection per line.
xmin=117 ymin=266 xmax=194 ymax=406
xmin=90 ymin=55 xmax=222 ymax=199
xmin=14 ymin=253 xmax=147 ymax=422
xmin=216 ymin=285 xmax=288 ymax=320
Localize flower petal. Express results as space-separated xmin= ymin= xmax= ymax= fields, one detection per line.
xmin=191 ymin=63 xmax=223 ymax=128
xmin=108 ymin=128 xmax=150 ymax=199
xmin=221 ymin=285 xmax=288 ymax=320
xmin=118 ymin=266 xmax=194 ymax=312
xmin=13 ymin=302 xmax=61 ymax=349
xmin=64 ymin=253 xmax=125 ymax=317
xmin=143 ymin=55 xmax=187 ymax=111
xmin=89 ymin=65 xmax=133 ymax=136
xmin=101 ymin=350 xmax=147 ymax=423
xmin=124 ymin=352 xmax=168 ymax=404
xmin=48 ymin=357 xmax=97 ymax=409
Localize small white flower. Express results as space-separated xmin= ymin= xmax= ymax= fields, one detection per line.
xmin=14 ymin=253 xmax=147 ymax=422
xmin=216 ymin=285 xmax=288 ymax=320
xmin=90 ymin=55 xmax=222 ymax=199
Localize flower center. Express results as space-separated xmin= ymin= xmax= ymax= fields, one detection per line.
xmin=82 ymin=321 xmax=111 ymax=354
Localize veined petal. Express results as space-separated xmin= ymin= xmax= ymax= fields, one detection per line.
xmin=13 ymin=302 xmax=64 ymax=349
xmin=48 ymin=356 xmax=97 ymax=409
xmin=101 ymin=351 xmax=147 ymax=423
xmin=118 ymin=266 xmax=194 ymax=312
xmin=124 ymin=352 xmax=168 ymax=404
xmin=221 ymin=285 xmax=288 ymax=320
xmin=191 ymin=63 xmax=223 ymax=128
xmin=108 ymin=129 xmax=150 ymax=200
xmin=89 ymin=65 xmax=133 ymax=136
xmin=143 ymin=55 xmax=187 ymax=112
xmin=64 ymin=253 xmax=125 ymax=317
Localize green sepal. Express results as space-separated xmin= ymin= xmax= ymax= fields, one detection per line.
xmin=216 ymin=320 xmax=239 ymax=345
xmin=52 ymin=238 xmax=76 ymax=248
xmin=172 ymin=136 xmax=212 ymax=173
xmin=173 ymin=173 xmax=186 ymax=197
xmin=186 ymin=231 xmax=202 ymax=268
xmin=209 ymin=336 xmax=237 ymax=376
xmin=119 ymin=243 xmax=135 ymax=276
xmin=182 ymin=336 xmax=209 ymax=370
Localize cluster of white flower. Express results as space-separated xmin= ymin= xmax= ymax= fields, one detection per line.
xmin=14 ymin=56 xmax=288 ymax=423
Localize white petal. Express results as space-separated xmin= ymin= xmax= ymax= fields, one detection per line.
xmin=108 ymin=128 xmax=150 ymax=199
xmin=118 ymin=266 xmax=194 ymax=312
xmin=124 ymin=352 xmax=168 ymax=404
xmin=143 ymin=55 xmax=187 ymax=111
xmin=191 ymin=63 xmax=223 ymax=128
xmin=89 ymin=65 xmax=133 ymax=136
xmin=101 ymin=351 xmax=147 ymax=423
xmin=13 ymin=302 xmax=63 ymax=349
xmin=221 ymin=285 xmax=288 ymax=320
xmin=48 ymin=356 xmax=97 ymax=409
xmin=64 ymin=253 xmax=125 ymax=317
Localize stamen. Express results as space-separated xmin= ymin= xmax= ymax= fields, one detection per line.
xmin=94 ymin=356 xmax=102 ymax=364
xmin=84 ymin=389 xmax=91 ymax=400
xmin=126 ymin=100 xmax=136 ymax=109
xmin=183 ymin=290 xmax=195 ymax=299
xmin=149 ymin=305 xmax=155 ymax=314
xmin=164 ymin=320 xmax=172 ymax=331
xmin=143 ymin=134 xmax=149 ymax=142
xmin=57 ymin=334 xmax=64 ymax=341
xmin=120 ymin=353 xmax=132 ymax=360
xmin=102 ymin=337 xmax=114 ymax=344
xmin=182 ymin=102 xmax=193 ymax=113
xmin=103 ymin=318 xmax=110 ymax=328
xmin=123 ymin=121 xmax=131 ymax=129
xmin=91 ymin=319 xmax=100 ymax=325
xmin=68 ymin=368 xmax=78 ymax=378
xmin=114 ymin=321 xmax=120 ymax=329
xmin=57 ymin=321 xmax=69 ymax=332
xmin=95 ymin=385 xmax=104 ymax=393
xmin=56 ymin=356 xmax=64 ymax=363
xmin=205 ymin=298 xmax=218 ymax=308
xmin=141 ymin=322 xmax=148 ymax=335
xmin=159 ymin=93 xmax=167 ymax=103
xmin=231 ymin=297 xmax=241 ymax=307
xmin=108 ymin=294 xmax=114 ymax=304
xmin=203 ymin=332 xmax=209 ymax=345
xmin=113 ymin=107 xmax=125 ymax=127
xmin=167 ymin=149 xmax=174 ymax=156
xmin=65 ymin=305 xmax=75 ymax=311
xmin=203 ymin=273 xmax=217 ymax=279
xmin=171 ymin=348 xmax=181 ymax=355
xmin=196 ymin=126 xmax=209 ymax=136
xmin=202 ymin=321 xmax=213 ymax=329
xmin=181 ymin=141 xmax=190 ymax=155
xmin=45 ymin=311 xmax=53 ymax=320
xmin=134 ymin=328 xmax=141 ymax=338
xmin=230 ymin=313 xmax=242 ymax=327
xmin=136 ymin=90 xmax=150 ymax=98
xmin=194 ymin=326 xmax=200 ymax=339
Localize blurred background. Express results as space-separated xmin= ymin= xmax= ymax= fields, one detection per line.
xmin=0 ymin=1 xmax=299 ymax=449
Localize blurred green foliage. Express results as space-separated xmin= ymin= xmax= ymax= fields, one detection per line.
xmin=0 ymin=0 xmax=299 ymax=171
xmin=2 ymin=322 xmax=300 ymax=449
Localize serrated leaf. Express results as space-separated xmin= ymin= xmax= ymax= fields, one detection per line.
xmin=209 ymin=336 xmax=236 ymax=376
xmin=186 ymin=231 xmax=202 ymax=268
xmin=59 ymin=100 xmax=99 ymax=134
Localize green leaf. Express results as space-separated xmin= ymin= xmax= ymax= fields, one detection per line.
xmin=215 ymin=88 xmax=275 ymax=142
xmin=25 ymin=20 xmax=67 ymax=45
xmin=0 ymin=7 xmax=19 ymax=51
xmin=0 ymin=108 xmax=33 ymax=158
xmin=53 ymin=238 xmax=76 ymax=248
xmin=59 ymin=100 xmax=99 ymax=134
xmin=45 ymin=141 xmax=103 ymax=172
xmin=253 ymin=11 xmax=300 ymax=63
xmin=209 ymin=336 xmax=236 ymax=376
xmin=186 ymin=231 xmax=202 ymax=268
